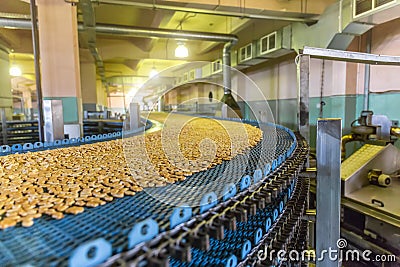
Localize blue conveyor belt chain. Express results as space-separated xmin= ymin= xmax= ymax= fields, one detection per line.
xmin=0 ymin=120 xmax=308 ymax=267
xmin=98 ymin=132 xmax=309 ymax=267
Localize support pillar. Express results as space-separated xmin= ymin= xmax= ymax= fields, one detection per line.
xmin=0 ymin=50 xmax=13 ymax=120
xmin=80 ymin=61 xmax=98 ymax=111
xmin=297 ymin=54 xmax=310 ymax=143
xmin=37 ymin=0 xmax=82 ymax=138
xmin=316 ymin=118 xmax=341 ymax=267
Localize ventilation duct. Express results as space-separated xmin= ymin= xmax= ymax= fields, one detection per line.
xmin=292 ymin=0 xmax=400 ymax=51
xmin=257 ymin=25 xmax=292 ymax=58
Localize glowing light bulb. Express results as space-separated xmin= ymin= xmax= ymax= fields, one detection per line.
xmin=175 ymin=43 xmax=188 ymax=58
xmin=9 ymin=66 xmax=21 ymax=76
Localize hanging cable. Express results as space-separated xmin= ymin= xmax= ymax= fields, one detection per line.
xmin=319 ymin=59 xmax=325 ymax=118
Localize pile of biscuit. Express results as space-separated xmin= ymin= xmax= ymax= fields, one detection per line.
xmin=0 ymin=113 xmax=262 ymax=229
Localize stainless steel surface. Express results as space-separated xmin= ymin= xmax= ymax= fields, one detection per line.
xmin=365 ymin=215 xmax=400 ymax=252
xmin=97 ymin=0 xmax=317 ymax=23
xmin=316 ymin=118 xmax=342 ymax=267
xmin=342 ymin=144 xmax=400 ymax=195
xmin=1 ymin=108 xmax=7 ymax=145
xmin=303 ymin=46 xmax=400 ymax=65
xmin=30 ymin=0 xmax=44 ymax=142
xmin=297 ymin=54 xmax=310 ymax=142
xmin=43 ymin=100 xmax=64 ymax=142
xmin=342 ymin=197 xmax=400 ymax=228
xmin=363 ymin=30 xmax=371 ymax=110
xmin=347 ymin=177 xmax=400 ymax=220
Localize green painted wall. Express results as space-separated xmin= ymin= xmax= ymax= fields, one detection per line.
xmin=43 ymin=97 xmax=80 ymax=124
xmin=239 ymin=92 xmax=400 ymax=149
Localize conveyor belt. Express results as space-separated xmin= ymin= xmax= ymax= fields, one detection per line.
xmin=0 ymin=118 xmax=308 ymax=267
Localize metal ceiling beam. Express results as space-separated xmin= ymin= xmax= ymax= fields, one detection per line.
xmin=302 ymin=46 xmax=400 ymax=65
xmin=96 ymin=0 xmax=317 ymax=23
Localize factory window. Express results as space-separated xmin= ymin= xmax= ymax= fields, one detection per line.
xmin=260 ymin=32 xmax=277 ymax=55
xmin=355 ymin=0 xmax=373 ymax=15
xmin=239 ymin=43 xmax=252 ymax=62
xmin=354 ymin=0 xmax=395 ymax=17
xmin=269 ymin=33 xmax=276 ymax=51
xmin=183 ymin=72 xmax=188 ymax=82
xmin=212 ymin=59 xmax=222 ymax=73
xmin=189 ymin=70 xmax=195 ymax=80
xmin=376 ymin=0 xmax=395 ymax=7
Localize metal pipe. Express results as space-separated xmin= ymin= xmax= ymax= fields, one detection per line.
xmin=0 ymin=17 xmax=32 ymax=29
xmin=363 ymin=30 xmax=372 ymax=110
xmin=30 ymin=0 xmax=44 ymax=142
xmin=341 ymin=133 xmax=360 ymax=161
xmin=94 ymin=23 xmax=238 ymax=43
xmin=0 ymin=17 xmax=238 ymax=43
xmin=222 ymin=42 xmax=233 ymax=94
xmin=97 ymin=0 xmax=317 ymax=23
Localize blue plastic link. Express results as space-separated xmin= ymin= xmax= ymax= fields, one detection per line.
xmin=22 ymin=143 xmax=34 ymax=150
xmin=11 ymin=144 xmax=22 ymax=152
xmin=222 ymin=183 xmax=237 ymax=201
xmin=128 ymin=218 xmax=159 ymax=249
xmin=62 ymin=139 xmax=70 ymax=145
xmin=54 ymin=140 xmax=62 ymax=146
xmin=69 ymin=238 xmax=112 ymax=267
xmin=199 ymin=192 xmax=218 ymax=214
xmin=170 ymin=205 xmax=192 ymax=229
xmin=240 ymin=175 xmax=251 ymax=191
xmin=1 ymin=145 xmax=11 ymax=153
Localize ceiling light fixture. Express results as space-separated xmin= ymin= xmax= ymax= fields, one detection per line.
xmin=175 ymin=42 xmax=188 ymax=58
xmin=9 ymin=66 xmax=22 ymax=77
xmin=149 ymin=66 xmax=158 ymax=78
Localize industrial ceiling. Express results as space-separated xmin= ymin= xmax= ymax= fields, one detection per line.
xmin=0 ymin=0 xmax=336 ymax=95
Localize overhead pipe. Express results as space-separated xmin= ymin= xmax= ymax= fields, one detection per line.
xmin=94 ymin=23 xmax=238 ymax=43
xmin=0 ymin=17 xmax=238 ymax=44
xmin=0 ymin=17 xmax=32 ymax=29
xmin=97 ymin=0 xmax=317 ymax=23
